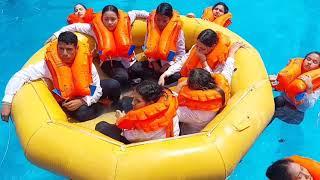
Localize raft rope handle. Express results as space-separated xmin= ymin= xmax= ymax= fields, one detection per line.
xmin=0 ymin=119 xmax=12 ymax=167
xmin=317 ymin=112 xmax=320 ymax=128
xmin=207 ymin=79 xmax=270 ymax=135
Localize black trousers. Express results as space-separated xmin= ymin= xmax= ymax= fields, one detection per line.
xmin=270 ymin=95 xmax=305 ymax=125
xmin=95 ymin=121 xmax=130 ymax=144
xmin=101 ymin=60 xmax=129 ymax=89
xmin=66 ymin=79 xmax=121 ymax=122
xmin=128 ymin=60 xmax=181 ymax=85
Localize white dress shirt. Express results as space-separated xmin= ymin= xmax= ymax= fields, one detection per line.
xmin=2 ymin=60 xmax=102 ymax=106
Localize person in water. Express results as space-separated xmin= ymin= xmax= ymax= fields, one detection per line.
xmin=95 ymin=80 xmax=180 ymax=143
xmin=269 ymin=52 xmax=320 ymax=124
xmin=266 ymin=155 xmax=319 ymax=180
xmin=187 ymin=2 xmax=232 ymax=27
xmin=1 ymin=32 xmax=120 ymax=122
xmin=67 ymin=3 xmax=95 ymax=24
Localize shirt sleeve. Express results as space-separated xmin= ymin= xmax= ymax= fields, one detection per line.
xmin=53 ymin=23 xmax=95 ymax=38
xmin=81 ymin=64 xmax=102 ymax=106
xmin=128 ymin=10 xmax=149 ymax=25
xmin=175 ymin=30 xmax=186 ymax=61
xmin=163 ymin=50 xmax=190 ymax=77
xmin=218 ymin=57 xmax=235 ymax=84
xmin=2 ymin=60 xmax=51 ymax=103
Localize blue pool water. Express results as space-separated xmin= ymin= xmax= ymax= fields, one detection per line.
xmin=0 ymin=0 xmax=319 ymax=179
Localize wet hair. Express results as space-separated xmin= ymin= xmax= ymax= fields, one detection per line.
xmin=197 ymin=29 xmax=218 ymax=47
xmin=74 ymin=3 xmax=87 ymax=11
xmin=212 ymin=2 xmax=229 ymax=14
xmin=304 ymin=51 xmax=320 ymax=60
xmin=136 ymin=80 xmax=165 ymax=102
xmin=102 ymin=5 xmax=119 ymax=17
xmin=58 ymin=31 xmax=78 ymax=47
xmin=156 ymin=2 xmax=173 ymax=18
xmin=266 ymin=159 xmax=294 ymax=180
xmin=188 ymin=68 xmax=225 ymax=105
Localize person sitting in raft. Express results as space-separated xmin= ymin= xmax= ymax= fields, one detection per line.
xmin=1 ymin=32 xmax=121 ymax=122
xmin=158 ymin=28 xmax=231 ymax=86
xmin=67 ymin=3 xmax=94 ymax=24
xmin=186 ymin=2 xmax=232 ymax=28
xmin=95 ymin=80 xmax=180 ymax=144
xmin=269 ymin=52 xmax=320 ymax=124
xmin=129 ymin=2 xmax=186 ymax=85
xmin=48 ymin=5 xmax=149 ymax=89
xmin=174 ymin=42 xmax=244 ymax=135
xmin=266 ymin=155 xmax=319 ymax=180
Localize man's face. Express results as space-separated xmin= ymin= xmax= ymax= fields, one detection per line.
xmin=57 ymin=42 xmax=77 ymax=65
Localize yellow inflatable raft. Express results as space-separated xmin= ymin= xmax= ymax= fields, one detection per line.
xmin=11 ymin=16 xmax=274 ymax=179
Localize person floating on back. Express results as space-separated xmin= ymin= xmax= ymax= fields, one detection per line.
xmin=266 ymin=155 xmax=320 ymax=180
xmin=269 ymin=52 xmax=320 ymax=124
xmin=67 ymin=3 xmax=95 ymax=24
xmin=186 ymin=2 xmax=232 ymax=28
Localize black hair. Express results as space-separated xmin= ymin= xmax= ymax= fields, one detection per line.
xmin=188 ymin=68 xmax=225 ymax=105
xmin=266 ymin=159 xmax=294 ymax=180
xmin=212 ymin=2 xmax=229 ymax=14
xmin=74 ymin=3 xmax=87 ymax=11
xmin=304 ymin=51 xmax=320 ymax=60
xmin=197 ymin=29 xmax=218 ymax=47
xmin=102 ymin=5 xmax=119 ymax=17
xmin=58 ymin=31 xmax=78 ymax=47
xmin=156 ymin=2 xmax=173 ymax=18
xmin=136 ymin=80 xmax=165 ymax=102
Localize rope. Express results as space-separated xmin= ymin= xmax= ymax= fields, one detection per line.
xmin=0 ymin=119 xmax=12 ymax=167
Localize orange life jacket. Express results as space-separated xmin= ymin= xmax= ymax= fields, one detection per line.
xmin=45 ymin=41 xmax=92 ymax=100
xmin=67 ymin=8 xmax=94 ymax=24
xmin=91 ymin=11 xmax=133 ymax=61
xmin=288 ymin=155 xmax=320 ymax=180
xmin=180 ymin=33 xmax=230 ymax=77
xmin=117 ymin=90 xmax=178 ymax=138
xmin=274 ymin=58 xmax=304 ymax=92
xmin=274 ymin=58 xmax=320 ymax=105
xmin=178 ymin=74 xmax=231 ymax=111
xmin=144 ymin=11 xmax=182 ymax=62
xmin=201 ymin=7 xmax=232 ymax=28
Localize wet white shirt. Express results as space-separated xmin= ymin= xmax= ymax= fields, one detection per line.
xmin=283 ymin=89 xmax=320 ymax=112
xmin=52 ymin=10 xmax=149 ymax=68
xmin=297 ymin=89 xmax=320 ymax=111
xmin=122 ymin=115 xmax=180 ymax=142
xmin=2 ymin=60 xmax=102 ymax=106
xmin=176 ymin=56 xmax=235 ymax=135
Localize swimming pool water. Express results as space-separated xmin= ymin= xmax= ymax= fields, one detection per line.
xmin=0 ymin=0 xmax=319 ymax=179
